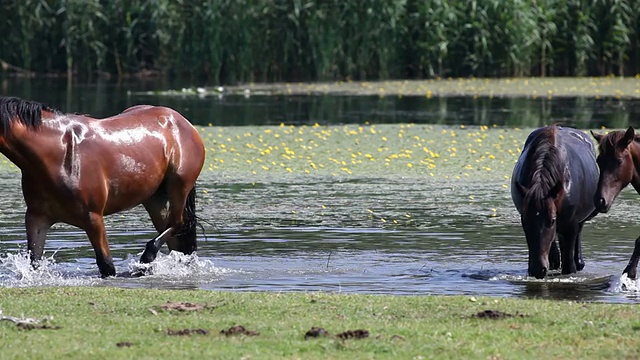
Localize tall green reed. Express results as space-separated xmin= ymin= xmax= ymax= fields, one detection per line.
xmin=0 ymin=0 xmax=639 ymax=82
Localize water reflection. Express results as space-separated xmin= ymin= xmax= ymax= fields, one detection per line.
xmin=1 ymin=78 xmax=637 ymax=128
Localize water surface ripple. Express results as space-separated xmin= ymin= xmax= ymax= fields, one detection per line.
xmin=1 ymin=174 xmax=640 ymax=303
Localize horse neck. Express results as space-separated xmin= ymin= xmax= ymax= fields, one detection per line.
xmin=0 ymin=120 xmax=61 ymax=174
xmin=630 ymin=141 xmax=640 ymax=190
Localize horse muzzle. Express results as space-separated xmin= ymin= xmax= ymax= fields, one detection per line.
xmin=594 ymin=196 xmax=610 ymax=213
xmin=528 ymin=255 xmax=549 ymax=279
xmin=528 ymin=266 xmax=548 ymax=279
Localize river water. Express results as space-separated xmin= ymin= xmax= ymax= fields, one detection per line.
xmin=2 ymin=78 xmax=640 ymax=303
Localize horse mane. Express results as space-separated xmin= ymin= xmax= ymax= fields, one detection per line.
xmin=598 ymin=130 xmax=640 ymax=155
xmin=523 ymin=128 xmax=564 ymax=213
xmin=0 ymin=96 xmax=58 ymax=133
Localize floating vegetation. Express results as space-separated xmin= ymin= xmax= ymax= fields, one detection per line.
xmin=133 ymin=77 xmax=640 ymax=100
xmin=197 ymin=123 xmax=533 ymax=185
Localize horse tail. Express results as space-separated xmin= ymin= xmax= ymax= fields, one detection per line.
xmin=176 ymin=186 xmax=198 ymax=253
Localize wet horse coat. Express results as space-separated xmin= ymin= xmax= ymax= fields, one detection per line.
xmin=0 ymin=97 xmax=205 ymax=277
xmin=511 ymin=126 xmax=599 ymax=278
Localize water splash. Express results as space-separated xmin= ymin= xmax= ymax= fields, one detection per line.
xmin=0 ymin=252 xmax=97 ymax=287
xmin=609 ymin=273 xmax=640 ymax=293
xmin=127 ymin=251 xmax=236 ymax=279
xmin=492 ymin=274 xmax=588 ymax=283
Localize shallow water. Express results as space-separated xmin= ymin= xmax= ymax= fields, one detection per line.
xmin=4 ymin=78 xmax=640 ymax=302
xmin=1 ymin=173 xmax=640 ymax=303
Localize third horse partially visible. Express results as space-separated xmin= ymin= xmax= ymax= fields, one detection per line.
xmin=591 ymin=126 xmax=640 ymax=279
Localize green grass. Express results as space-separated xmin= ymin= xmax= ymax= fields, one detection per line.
xmin=0 ymin=287 xmax=638 ymax=359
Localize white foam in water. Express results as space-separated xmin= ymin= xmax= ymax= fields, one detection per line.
xmin=609 ymin=273 xmax=640 ymax=293
xmin=0 ymin=252 xmax=97 ymax=287
xmin=492 ymin=274 xmax=590 ymax=283
xmin=127 ymin=251 xmax=235 ymax=279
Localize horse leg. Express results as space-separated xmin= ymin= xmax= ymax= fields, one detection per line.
xmin=164 ymin=183 xmax=197 ymax=255
xmin=139 ymin=179 xmax=197 ymax=261
xmin=548 ymin=236 xmax=560 ymax=271
xmin=83 ymin=212 xmax=115 ymax=277
xmin=140 ymin=193 xmax=171 ymax=263
xmin=558 ymin=222 xmax=578 ymax=275
xmin=25 ymin=211 xmax=52 ymax=268
xmin=140 ymin=228 xmax=173 ymax=263
xmin=623 ymin=235 xmax=640 ymax=280
xmin=574 ymin=222 xmax=586 ymax=271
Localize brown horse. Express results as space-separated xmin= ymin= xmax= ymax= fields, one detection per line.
xmin=0 ymin=97 xmax=205 ymax=277
xmin=591 ymin=126 xmax=640 ymax=279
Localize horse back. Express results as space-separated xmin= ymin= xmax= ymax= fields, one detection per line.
xmin=108 ymin=105 xmax=205 ymax=173
xmin=555 ymin=127 xmax=599 ymax=220
xmin=511 ymin=126 xmax=598 ymax=221
xmin=120 ymin=105 xmax=155 ymax=114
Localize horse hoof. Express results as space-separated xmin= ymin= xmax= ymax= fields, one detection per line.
xmin=623 ymin=268 xmax=637 ymax=280
xmin=576 ymin=261 xmax=585 ymax=271
xmin=130 ymin=269 xmax=147 ymax=277
xmin=99 ymin=268 xmax=116 ymax=278
xmin=140 ymin=251 xmax=156 ymax=264
xmin=140 ymin=240 xmax=158 ymax=264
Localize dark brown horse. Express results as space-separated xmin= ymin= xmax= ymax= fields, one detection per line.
xmin=591 ymin=126 xmax=640 ymax=279
xmin=0 ymin=97 xmax=205 ymax=277
xmin=511 ymin=125 xmax=599 ymax=278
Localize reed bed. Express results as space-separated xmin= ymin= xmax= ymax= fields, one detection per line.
xmin=1 ymin=0 xmax=640 ymax=82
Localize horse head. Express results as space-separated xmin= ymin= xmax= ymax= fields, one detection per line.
xmin=591 ymin=127 xmax=635 ymax=213
xmin=515 ymin=179 xmax=564 ymax=279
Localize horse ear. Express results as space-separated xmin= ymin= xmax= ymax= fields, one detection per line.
xmin=590 ymin=130 xmax=604 ymax=143
xmin=619 ymin=126 xmax=635 ymax=149
xmin=515 ymin=181 xmax=529 ymax=198
xmin=548 ymin=181 xmax=563 ymax=199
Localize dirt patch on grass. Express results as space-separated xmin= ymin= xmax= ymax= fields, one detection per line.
xmin=473 ymin=310 xmax=526 ymax=319
xmin=336 ymin=329 xmax=370 ymax=339
xmin=304 ymin=326 xmax=370 ymax=340
xmin=16 ymin=323 xmax=61 ymax=330
xmin=304 ymin=326 xmax=329 ymax=339
xmin=220 ymin=325 xmax=259 ymax=336
xmin=116 ymin=342 xmax=133 ymax=347
xmin=157 ymin=301 xmax=207 ymax=312
xmin=167 ymin=328 xmax=209 ymax=336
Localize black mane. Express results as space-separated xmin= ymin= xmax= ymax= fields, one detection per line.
xmin=0 ymin=96 xmax=58 ymax=133
xmin=522 ymin=128 xmax=564 ymax=213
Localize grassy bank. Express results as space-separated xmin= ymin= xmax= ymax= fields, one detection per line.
xmin=0 ymin=287 xmax=637 ymax=359
xmin=221 ymin=77 xmax=640 ymax=99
